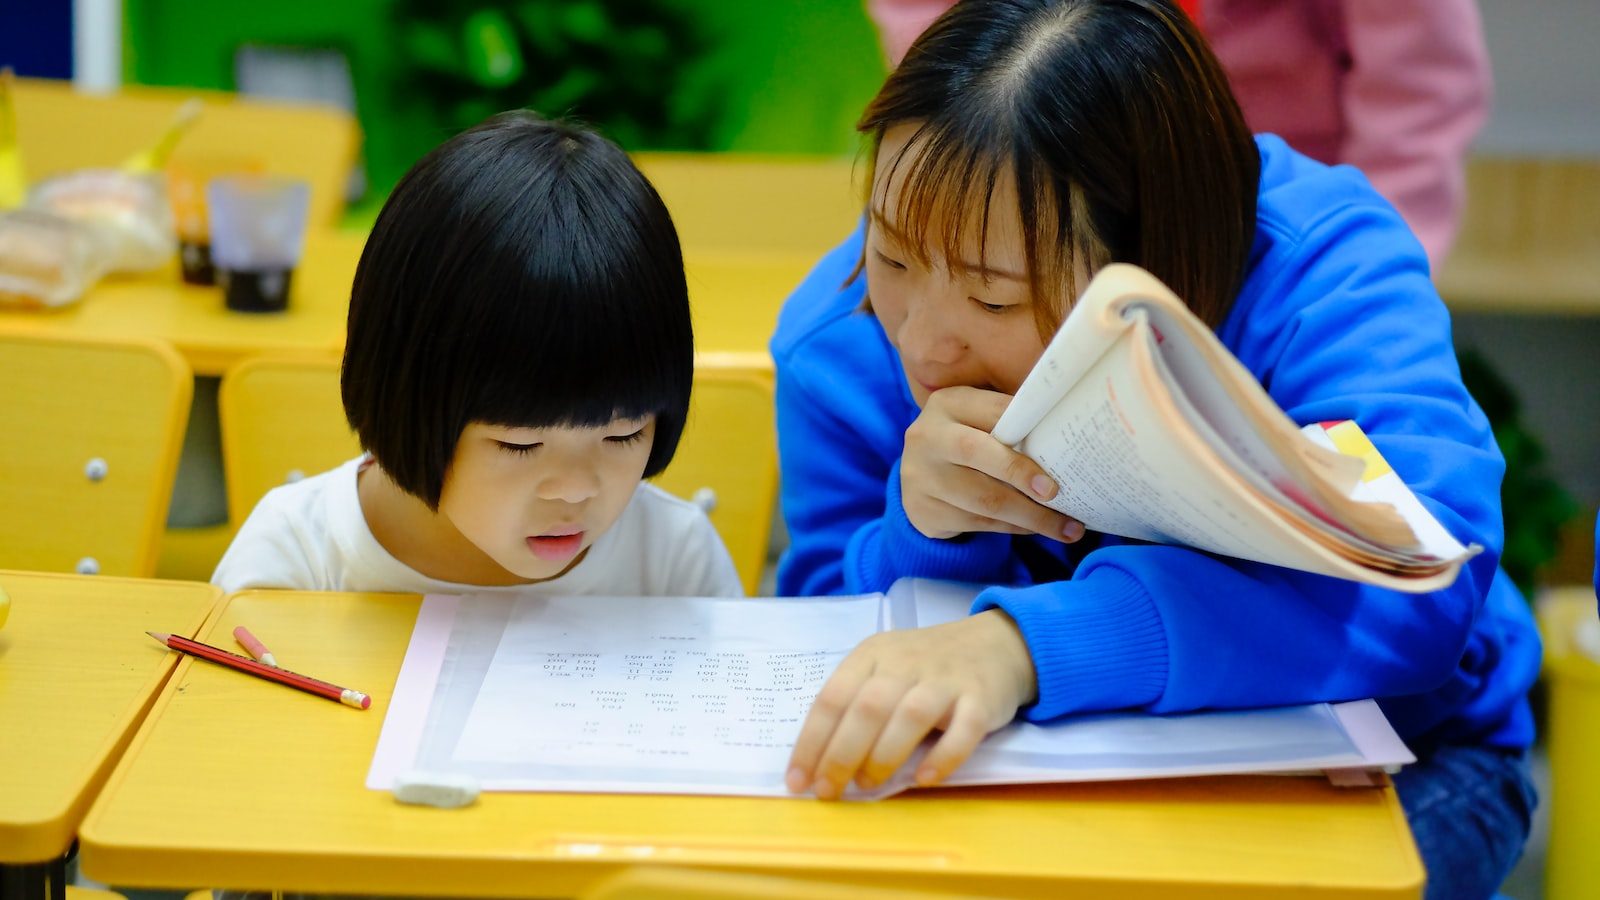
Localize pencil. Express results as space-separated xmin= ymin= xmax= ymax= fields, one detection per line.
xmin=232 ymin=625 xmax=279 ymax=667
xmin=147 ymin=631 xmax=370 ymax=709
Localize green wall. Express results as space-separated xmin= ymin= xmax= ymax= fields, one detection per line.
xmin=124 ymin=0 xmax=887 ymax=217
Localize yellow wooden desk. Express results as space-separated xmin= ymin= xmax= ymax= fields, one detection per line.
xmin=81 ymin=590 xmax=1423 ymax=899
xmin=0 ymin=231 xmax=364 ymax=377
xmin=0 ymin=571 xmax=220 ymax=896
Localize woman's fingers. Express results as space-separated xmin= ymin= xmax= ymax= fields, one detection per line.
xmin=785 ymin=655 xmax=872 ymax=793
xmin=789 ymin=614 xmax=1038 ymax=799
xmin=857 ymin=682 xmax=955 ymax=789
xmin=810 ymin=676 xmax=912 ymax=799
xmin=914 ymin=696 xmax=991 ymax=786
xmin=933 ymin=464 xmax=1083 ymax=541
xmin=927 ymin=385 xmax=1014 ymax=432
xmin=904 ymin=387 xmax=1085 ymax=541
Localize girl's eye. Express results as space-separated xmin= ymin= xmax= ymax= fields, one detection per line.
xmin=497 ymin=441 xmax=540 ymax=455
xmin=874 ymin=249 xmax=907 ymax=271
xmin=606 ymin=429 xmax=648 ymax=445
xmin=971 ymin=297 xmax=1011 ymax=314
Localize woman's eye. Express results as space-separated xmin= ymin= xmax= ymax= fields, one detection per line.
xmin=606 ymin=429 xmax=647 ymax=445
xmin=874 ymin=250 xmax=907 ymax=271
xmin=497 ymin=442 xmax=541 ymax=455
xmin=971 ymin=297 xmax=1010 ymax=314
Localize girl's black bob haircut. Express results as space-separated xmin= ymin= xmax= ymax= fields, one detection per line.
xmin=342 ymin=110 xmax=693 ymax=509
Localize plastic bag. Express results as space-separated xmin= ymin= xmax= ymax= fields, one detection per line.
xmin=27 ymin=169 xmax=176 ymax=273
xmin=0 ymin=209 xmax=107 ymax=308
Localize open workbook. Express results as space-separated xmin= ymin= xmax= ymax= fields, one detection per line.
xmin=991 ymin=264 xmax=1480 ymax=593
xmin=368 ymin=580 xmax=1413 ymax=800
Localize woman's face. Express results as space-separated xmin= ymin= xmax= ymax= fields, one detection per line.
xmin=865 ymin=123 xmax=1051 ymax=407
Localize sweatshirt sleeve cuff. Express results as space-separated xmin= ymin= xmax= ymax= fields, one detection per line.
xmin=845 ymin=457 xmax=1015 ymax=591
xmin=973 ymin=567 xmax=1168 ymax=721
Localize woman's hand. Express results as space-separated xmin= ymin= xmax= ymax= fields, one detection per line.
xmin=902 ymin=386 xmax=1084 ymax=542
xmin=785 ymin=609 xmax=1038 ymax=799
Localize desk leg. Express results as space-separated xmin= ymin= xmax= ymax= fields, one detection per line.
xmin=0 ymin=857 xmax=67 ymax=900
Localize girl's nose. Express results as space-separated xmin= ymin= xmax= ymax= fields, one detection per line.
xmin=536 ymin=462 xmax=602 ymax=503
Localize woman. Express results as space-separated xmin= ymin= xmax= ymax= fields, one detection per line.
xmin=772 ymin=3 xmax=1538 ymax=897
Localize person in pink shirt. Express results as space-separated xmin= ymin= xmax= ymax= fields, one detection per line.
xmin=866 ymin=0 xmax=1491 ymax=267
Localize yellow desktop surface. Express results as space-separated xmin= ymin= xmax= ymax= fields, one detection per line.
xmin=0 ymin=238 xmax=806 ymax=375
xmin=81 ymin=590 xmax=1422 ymax=898
xmin=0 ymin=231 xmax=364 ymax=377
xmin=0 ymin=571 xmax=220 ymax=863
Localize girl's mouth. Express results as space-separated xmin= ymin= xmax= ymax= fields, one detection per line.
xmin=527 ymin=531 xmax=585 ymax=561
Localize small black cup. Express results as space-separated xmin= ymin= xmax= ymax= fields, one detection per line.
xmin=219 ymin=268 xmax=294 ymax=313
xmin=179 ymin=240 xmax=216 ymax=285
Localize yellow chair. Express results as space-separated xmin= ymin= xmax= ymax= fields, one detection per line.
xmin=12 ymin=77 xmax=360 ymax=229
xmin=219 ymin=353 xmax=778 ymax=593
xmin=581 ymin=866 xmax=995 ymax=900
xmin=218 ymin=354 xmax=358 ymax=533
xmin=684 ymin=250 xmax=819 ymax=355
xmin=1436 ymin=156 xmax=1600 ymax=315
xmin=1537 ymin=586 xmax=1600 ymax=900
xmin=653 ymin=353 xmax=780 ymax=594
xmin=0 ymin=332 xmax=191 ymax=577
xmin=635 ymin=153 xmax=863 ymax=259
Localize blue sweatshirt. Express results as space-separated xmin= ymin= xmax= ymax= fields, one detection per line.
xmin=771 ymin=135 xmax=1540 ymax=753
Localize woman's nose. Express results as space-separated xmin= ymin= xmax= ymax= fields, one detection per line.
xmin=897 ymin=292 xmax=966 ymax=366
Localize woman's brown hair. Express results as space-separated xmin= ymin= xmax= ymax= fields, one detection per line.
xmin=859 ymin=0 xmax=1259 ymax=334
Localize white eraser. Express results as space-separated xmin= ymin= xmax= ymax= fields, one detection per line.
xmin=392 ymin=770 xmax=480 ymax=809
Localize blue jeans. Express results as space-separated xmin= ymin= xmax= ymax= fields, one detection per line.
xmin=1393 ymin=743 xmax=1537 ymax=900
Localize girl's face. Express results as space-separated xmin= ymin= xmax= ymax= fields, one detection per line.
xmin=438 ymin=415 xmax=656 ymax=581
xmin=866 ymin=124 xmax=1051 ymax=407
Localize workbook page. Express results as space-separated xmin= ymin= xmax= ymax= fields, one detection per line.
xmin=368 ymin=584 xmax=1414 ymax=799
xmin=412 ymin=593 xmax=883 ymax=794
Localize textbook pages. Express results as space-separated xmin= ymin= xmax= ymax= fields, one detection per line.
xmin=991 ymin=264 xmax=1480 ymax=594
xmin=368 ymin=580 xmax=1413 ymax=800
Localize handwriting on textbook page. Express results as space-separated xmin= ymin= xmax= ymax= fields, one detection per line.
xmin=436 ymin=593 xmax=883 ymax=789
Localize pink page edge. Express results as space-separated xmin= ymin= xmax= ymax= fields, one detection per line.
xmin=365 ymin=594 xmax=461 ymax=789
xmin=1332 ymin=699 xmax=1416 ymax=770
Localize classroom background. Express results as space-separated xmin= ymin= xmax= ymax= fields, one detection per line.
xmin=1 ymin=1 xmax=1597 ymax=898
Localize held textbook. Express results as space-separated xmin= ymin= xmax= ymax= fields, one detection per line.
xmin=368 ymin=580 xmax=1413 ymax=800
xmin=991 ymin=263 xmax=1480 ymax=593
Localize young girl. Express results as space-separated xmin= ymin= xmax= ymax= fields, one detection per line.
xmin=213 ymin=111 xmax=742 ymax=600
xmin=773 ymin=2 xmax=1537 ymax=897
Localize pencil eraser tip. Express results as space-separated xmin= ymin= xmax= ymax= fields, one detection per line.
xmin=393 ymin=770 xmax=480 ymax=809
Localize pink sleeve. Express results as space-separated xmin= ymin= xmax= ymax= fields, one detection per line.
xmin=865 ymin=0 xmax=958 ymax=66
xmin=1337 ymin=0 xmax=1492 ymax=267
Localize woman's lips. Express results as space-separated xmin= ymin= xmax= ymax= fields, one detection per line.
xmin=527 ymin=532 xmax=585 ymax=561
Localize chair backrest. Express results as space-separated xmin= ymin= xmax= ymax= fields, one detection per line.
xmin=13 ymin=77 xmax=360 ymax=229
xmin=635 ymin=152 xmax=862 ymax=258
xmin=653 ymin=353 xmax=779 ymax=594
xmin=1436 ymin=155 xmax=1600 ymax=315
xmin=0 ymin=332 xmax=192 ymax=576
xmin=218 ymin=354 xmax=358 ymax=531
xmin=219 ymin=353 xmax=778 ymax=593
